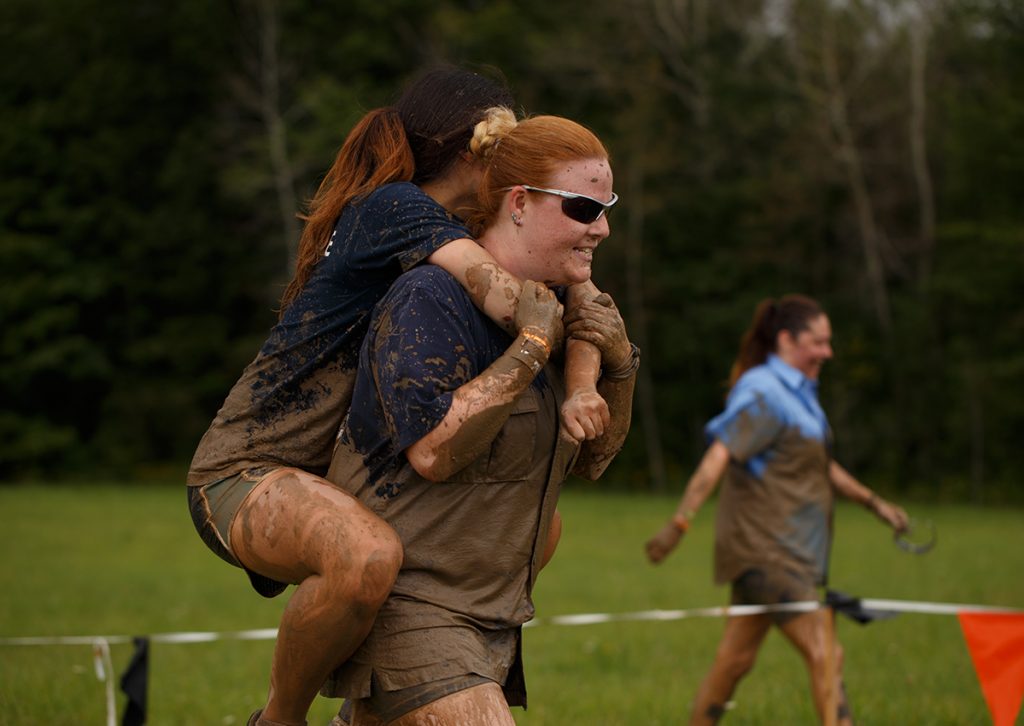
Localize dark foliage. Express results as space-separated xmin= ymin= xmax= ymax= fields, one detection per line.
xmin=1 ymin=0 xmax=1021 ymax=500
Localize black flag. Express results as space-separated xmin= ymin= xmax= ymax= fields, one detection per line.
xmin=119 ymin=636 xmax=149 ymax=726
xmin=825 ymin=590 xmax=897 ymax=625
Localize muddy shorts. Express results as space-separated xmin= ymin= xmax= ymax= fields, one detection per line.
xmin=343 ymin=673 xmax=494 ymax=724
xmin=730 ymin=566 xmax=819 ymax=625
xmin=188 ymin=468 xmax=288 ymax=598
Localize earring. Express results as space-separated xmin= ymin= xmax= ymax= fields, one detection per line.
xmin=511 ymin=213 xmax=522 ymax=226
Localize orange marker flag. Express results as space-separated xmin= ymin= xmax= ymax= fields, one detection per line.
xmin=958 ymin=611 xmax=1024 ymax=726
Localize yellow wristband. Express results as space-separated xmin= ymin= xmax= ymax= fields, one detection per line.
xmin=671 ymin=514 xmax=690 ymax=534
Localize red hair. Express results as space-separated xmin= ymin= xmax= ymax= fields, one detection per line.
xmin=464 ymin=115 xmax=609 ymax=237
xmin=281 ymin=109 xmax=414 ymax=311
xmin=279 ymin=66 xmax=514 ymax=315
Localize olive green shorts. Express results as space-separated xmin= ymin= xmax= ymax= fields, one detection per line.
xmin=187 ymin=468 xmax=288 ymax=598
xmin=730 ymin=566 xmax=819 ymax=624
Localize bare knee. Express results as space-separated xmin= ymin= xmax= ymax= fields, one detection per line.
xmin=803 ymin=640 xmax=844 ymax=677
xmin=338 ymin=524 xmax=403 ymax=610
xmin=717 ymin=646 xmax=758 ymax=683
xmin=359 ymin=530 xmax=403 ymax=605
xmin=284 ymin=503 xmax=402 ymax=614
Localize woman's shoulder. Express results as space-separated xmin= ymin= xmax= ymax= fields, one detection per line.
xmin=733 ymin=364 xmax=777 ymax=394
xmin=725 ymin=364 xmax=786 ymax=410
xmin=390 ymin=263 xmax=462 ymax=297
xmin=360 ymin=181 xmax=434 ymax=209
xmin=375 ymin=266 xmax=480 ymax=338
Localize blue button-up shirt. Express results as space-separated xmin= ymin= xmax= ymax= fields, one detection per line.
xmin=706 ymin=354 xmax=831 ymax=479
xmin=705 ymin=354 xmax=835 ymax=585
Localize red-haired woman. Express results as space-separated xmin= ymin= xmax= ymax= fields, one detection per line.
xmin=323 ymin=111 xmax=636 ymax=725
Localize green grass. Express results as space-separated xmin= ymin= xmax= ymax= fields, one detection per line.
xmin=1 ymin=483 xmax=1021 ymax=725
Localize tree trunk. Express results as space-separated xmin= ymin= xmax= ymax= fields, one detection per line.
xmin=908 ymin=18 xmax=936 ymax=292
xmin=624 ymin=157 xmax=668 ymax=491
xmin=821 ymin=14 xmax=892 ymax=334
xmin=255 ymin=0 xmax=301 ymax=274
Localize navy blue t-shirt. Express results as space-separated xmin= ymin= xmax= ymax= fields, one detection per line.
xmin=188 ymin=183 xmax=471 ymax=484
xmin=263 ymin=182 xmax=473 ymax=379
xmin=344 ymin=264 xmax=549 ymax=487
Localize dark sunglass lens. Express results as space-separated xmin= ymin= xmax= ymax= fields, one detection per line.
xmin=561 ymin=197 xmax=603 ymax=224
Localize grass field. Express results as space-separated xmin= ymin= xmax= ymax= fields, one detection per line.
xmin=1 ymin=483 xmax=1021 ymax=725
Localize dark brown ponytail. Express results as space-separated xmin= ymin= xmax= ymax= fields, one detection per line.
xmin=279 ymin=66 xmax=514 ymax=315
xmin=729 ymin=294 xmax=824 ymax=386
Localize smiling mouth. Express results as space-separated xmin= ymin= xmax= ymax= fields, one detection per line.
xmin=574 ymin=247 xmax=595 ymax=261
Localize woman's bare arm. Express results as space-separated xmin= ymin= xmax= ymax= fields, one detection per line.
xmin=563 ymin=292 xmax=637 ymax=479
xmin=562 ymin=280 xmax=610 ymax=442
xmin=430 ymin=239 xmax=608 ymax=440
xmin=405 ymin=280 xmax=560 ymax=481
xmin=428 ymin=238 xmax=521 ymax=335
xmin=829 ymin=460 xmax=909 ymax=531
xmin=645 ymin=441 xmax=731 ymax=564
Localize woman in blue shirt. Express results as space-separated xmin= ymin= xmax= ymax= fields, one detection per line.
xmin=646 ymin=294 xmax=908 ymax=726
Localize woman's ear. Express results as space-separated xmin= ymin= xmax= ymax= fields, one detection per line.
xmin=776 ymin=328 xmax=794 ymax=356
xmin=506 ymin=186 xmax=528 ymax=223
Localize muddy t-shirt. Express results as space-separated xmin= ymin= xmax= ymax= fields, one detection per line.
xmin=187 ymin=183 xmax=470 ymax=486
xmin=707 ymin=354 xmax=834 ymax=585
xmin=323 ymin=265 xmax=577 ymax=704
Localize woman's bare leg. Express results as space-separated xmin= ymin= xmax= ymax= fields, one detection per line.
xmin=689 ymin=614 xmax=773 ymax=725
xmin=778 ymin=609 xmax=852 ymax=725
xmin=538 ymin=508 xmax=562 ymax=571
xmin=231 ymin=468 xmax=403 ymax=725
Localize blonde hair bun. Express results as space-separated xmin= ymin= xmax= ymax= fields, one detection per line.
xmin=470 ymin=106 xmax=517 ymax=160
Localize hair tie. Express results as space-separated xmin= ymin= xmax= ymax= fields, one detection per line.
xmin=469 ymin=107 xmax=517 ymax=161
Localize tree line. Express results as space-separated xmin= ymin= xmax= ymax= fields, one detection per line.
xmin=2 ymin=0 xmax=1022 ymax=501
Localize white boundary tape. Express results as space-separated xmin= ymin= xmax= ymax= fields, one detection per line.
xmin=525 ymin=598 xmax=1021 ymax=628
xmin=0 ymin=598 xmax=1019 ymax=646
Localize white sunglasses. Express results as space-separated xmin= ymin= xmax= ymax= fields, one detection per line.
xmin=517 ymin=185 xmax=619 ymax=224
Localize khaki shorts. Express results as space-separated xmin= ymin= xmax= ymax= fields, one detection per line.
xmin=730 ymin=566 xmax=819 ymax=624
xmin=187 ymin=468 xmax=288 ymax=598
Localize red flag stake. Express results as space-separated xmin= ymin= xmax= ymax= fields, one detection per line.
xmin=958 ymin=611 xmax=1024 ymax=726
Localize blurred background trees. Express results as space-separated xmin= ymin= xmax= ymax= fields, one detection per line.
xmin=2 ymin=0 xmax=1021 ymax=501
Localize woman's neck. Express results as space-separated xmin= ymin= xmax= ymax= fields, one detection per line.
xmin=476 ymin=225 xmax=526 ymax=281
xmin=420 ymin=159 xmax=479 ymax=217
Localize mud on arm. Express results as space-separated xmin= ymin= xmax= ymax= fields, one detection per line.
xmin=431 ymin=240 xmax=607 ymax=442
xmin=561 ymin=280 xmax=610 ymax=442
xmin=406 ymin=280 xmax=562 ymax=481
xmin=563 ymin=291 xmax=638 ymax=480
xmin=428 ymin=238 xmax=522 ymax=335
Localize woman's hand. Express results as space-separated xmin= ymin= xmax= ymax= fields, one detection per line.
xmin=563 ymin=292 xmax=631 ymax=371
xmin=871 ymin=496 xmax=910 ymax=532
xmin=560 ymin=389 xmax=610 ymax=441
xmin=645 ymin=522 xmax=684 ymax=564
xmin=515 ymin=280 xmax=563 ymax=351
